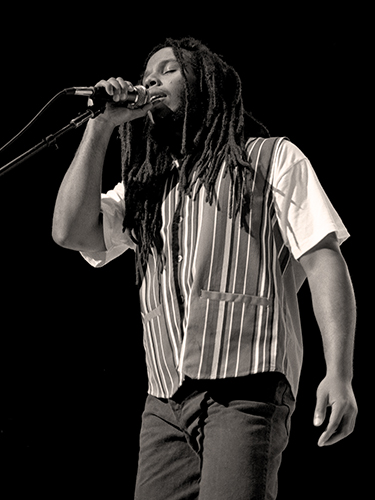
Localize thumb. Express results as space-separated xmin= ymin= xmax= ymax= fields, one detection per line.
xmin=314 ymin=385 xmax=328 ymax=427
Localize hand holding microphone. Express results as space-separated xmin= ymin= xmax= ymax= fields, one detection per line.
xmin=83 ymin=77 xmax=152 ymax=129
xmin=83 ymin=78 xmax=149 ymax=106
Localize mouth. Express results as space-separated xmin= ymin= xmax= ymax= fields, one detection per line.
xmin=150 ymin=92 xmax=167 ymax=104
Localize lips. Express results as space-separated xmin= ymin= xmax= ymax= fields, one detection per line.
xmin=150 ymin=92 xmax=167 ymax=104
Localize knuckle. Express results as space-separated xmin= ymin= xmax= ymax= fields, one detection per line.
xmin=124 ymin=80 xmax=134 ymax=90
xmin=95 ymin=79 xmax=116 ymax=95
xmin=108 ymin=77 xmax=120 ymax=90
xmin=116 ymin=77 xmax=126 ymax=87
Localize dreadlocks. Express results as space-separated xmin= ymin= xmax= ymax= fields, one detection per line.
xmin=120 ymin=37 xmax=269 ymax=271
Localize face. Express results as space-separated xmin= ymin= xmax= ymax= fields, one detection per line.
xmin=142 ymin=47 xmax=196 ymax=118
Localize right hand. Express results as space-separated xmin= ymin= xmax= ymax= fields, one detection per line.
xmin=89 ymin=77 xmax=152 ymax=129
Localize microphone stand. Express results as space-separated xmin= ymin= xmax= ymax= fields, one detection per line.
xmin=0 ymin=104 xmax=106 ymax=178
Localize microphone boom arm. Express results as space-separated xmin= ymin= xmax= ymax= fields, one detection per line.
xmin=0 ymin=104 xmax=106 ymax=178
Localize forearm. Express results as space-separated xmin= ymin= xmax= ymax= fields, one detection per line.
xmin=306 ymin=248 xmax=356 ymax=380
xmin=52 ymin=78 xmax=152 ymax=252
xmin=52 ymin=119 xmax=114 ymax=251
xmin=299 ymin=234 xmax=358 ymax=445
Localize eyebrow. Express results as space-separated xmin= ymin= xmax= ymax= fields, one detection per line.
xmin=143 ymin=58 xmax=179 ymax=81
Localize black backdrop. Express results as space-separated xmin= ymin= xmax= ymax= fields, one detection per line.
xmin=0 ymin=5 xmax=368 ymax=499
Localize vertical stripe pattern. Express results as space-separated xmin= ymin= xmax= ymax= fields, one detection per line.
xmin=138 ymin=137 xmax=302 ymax=399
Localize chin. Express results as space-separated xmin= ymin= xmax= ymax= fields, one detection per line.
xmin=149 ymin=103 xmax=174 ymax=123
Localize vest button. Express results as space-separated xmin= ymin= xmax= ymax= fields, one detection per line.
xmin=177 ymin=255 xmax=183 ymax=263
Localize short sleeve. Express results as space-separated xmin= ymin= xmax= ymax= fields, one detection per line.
xmin=272 ymin=141 xmax=350 ymax=260
xmin=80 ymin=182 xmax=136 ymax=268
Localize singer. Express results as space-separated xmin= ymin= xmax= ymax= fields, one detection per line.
xmin=52 ymin=37 xmax=357 ymax=499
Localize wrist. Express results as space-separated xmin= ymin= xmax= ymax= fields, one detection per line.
xmin=325 ymin=368 xmax=353 ymax=383
xmin=86 ymin=116 xmax=116 ymax=141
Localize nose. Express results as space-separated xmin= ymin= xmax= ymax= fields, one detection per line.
xmin=144 ymin=72 xmax=161 ymax=90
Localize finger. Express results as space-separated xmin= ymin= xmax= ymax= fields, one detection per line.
xmin=111 ymin=78 xmax=136 ymax=101
xmin=117 ymin=79 xmax=137 ymax=103
xmin=319 ymin=411 xmax=356 ymax=447
xmin=107 ymin=77 xmax=123 ymax=102
xmin=94 ymin=78 xmax=135 ymax=103
xmin=317 ymin=403 xmax=344 ymax=446
xmin=95 ymin=79 xmax=116 ymax=96
xmin=314 ymin=389 xmax=328 ymax=427
xmin=113 ymin=77 xmax=126 ymax=100
xmin=319 ymin=424 xmax=346 ymax=447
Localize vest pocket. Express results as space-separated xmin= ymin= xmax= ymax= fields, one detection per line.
xmin=200 ymin=290 xmax=269 ymax=307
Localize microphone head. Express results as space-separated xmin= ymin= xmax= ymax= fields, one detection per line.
xmin=126 ymin=85 xmax=149 ymax=108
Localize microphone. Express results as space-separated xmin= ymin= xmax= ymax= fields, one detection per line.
xmin=64 ymin=85 xmax=149 ymax=108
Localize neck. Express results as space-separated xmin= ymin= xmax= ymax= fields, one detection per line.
xmin=150 ymin=111 xmax=184 ymax=157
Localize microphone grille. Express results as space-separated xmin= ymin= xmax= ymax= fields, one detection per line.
xmin=131 ymin=85 xmax=149 ymax=108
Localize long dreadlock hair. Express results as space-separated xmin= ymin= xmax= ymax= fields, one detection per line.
xmin=120 ymin=37 xmax=269 ymax=272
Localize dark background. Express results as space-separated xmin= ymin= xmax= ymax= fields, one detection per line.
xmin=0 ymin=4 xmax=369 ymax=499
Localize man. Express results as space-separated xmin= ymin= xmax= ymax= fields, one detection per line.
xmin=52 ymin=37 xmax=357 ymax=499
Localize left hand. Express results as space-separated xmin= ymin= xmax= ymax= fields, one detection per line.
xmin=313 ymin=375 xmax=358 ymax=447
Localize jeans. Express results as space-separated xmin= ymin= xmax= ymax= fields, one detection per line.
xmin=134 ymin=373 xmax=295 ymax=500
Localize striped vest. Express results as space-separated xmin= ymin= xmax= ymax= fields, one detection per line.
xmin=138 ymin=137 xmax=303 ymax=399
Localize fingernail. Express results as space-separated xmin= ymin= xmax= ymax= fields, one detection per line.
xmin=314 ymin=416 xmax=322 ymax=426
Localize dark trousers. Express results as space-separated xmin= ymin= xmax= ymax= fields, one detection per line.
xmin=134 ymin=373 xmax=295 ymax=500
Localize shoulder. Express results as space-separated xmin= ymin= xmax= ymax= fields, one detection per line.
xmin=276 ymin=140 xmax=309 ymax=170
xmin=245 ymin=137 xmax=302 ymax=162
xmin=269 ymin=139 xmax=312 ymax=187
xmin=245 ymin=137 xmax=308 ymax=180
